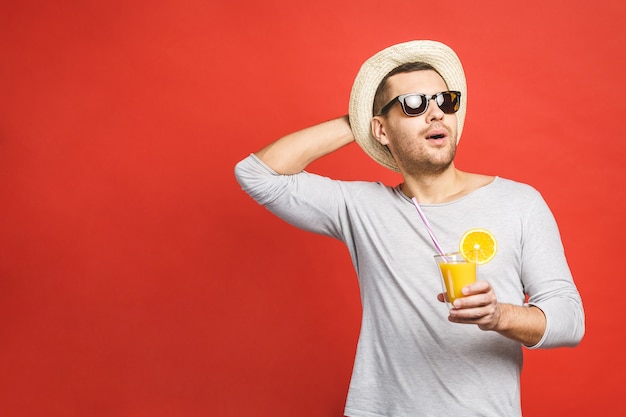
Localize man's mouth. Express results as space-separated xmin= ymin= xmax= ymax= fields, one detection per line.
xmin=427 ymin=133 xmax=446 ymax=140
xmin=426 ymin=129 xmax=447 ymax=140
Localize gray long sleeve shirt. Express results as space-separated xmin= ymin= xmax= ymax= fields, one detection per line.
xmin=234 ymin=154 xmax=584 ymax=417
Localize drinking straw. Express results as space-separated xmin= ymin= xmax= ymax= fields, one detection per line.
xmin=411 ymin=197 xmax=446 ymax=256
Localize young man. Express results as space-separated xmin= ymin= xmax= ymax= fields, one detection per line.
xmin=234 ymin=40 xmax=584 ymax=417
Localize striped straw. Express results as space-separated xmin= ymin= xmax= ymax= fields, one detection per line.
xmin=411 ymin=197 xmax=446 ymax=256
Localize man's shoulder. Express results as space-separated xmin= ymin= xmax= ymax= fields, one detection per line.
xmin=481 ymin=177 xmax=544 ymax=206
xmin=492 ymin=176 xmax=540 ymax=193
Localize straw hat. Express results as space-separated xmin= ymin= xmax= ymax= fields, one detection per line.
xmin=348 ymin=40 xmax=467 ymax=172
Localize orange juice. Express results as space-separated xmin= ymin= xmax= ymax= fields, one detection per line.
xmin=438 ymin=262 xmax=476 ymax=304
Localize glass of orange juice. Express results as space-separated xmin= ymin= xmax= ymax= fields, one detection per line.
xmin=433 ymin=252 xmax=477 ymax=309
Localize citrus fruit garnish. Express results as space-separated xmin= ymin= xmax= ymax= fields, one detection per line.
xmin=459 ymin=228 xmax=497 ymax=264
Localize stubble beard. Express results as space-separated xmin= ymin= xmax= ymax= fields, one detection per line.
xmin=391 ymin=132 xmax=458 ymax=178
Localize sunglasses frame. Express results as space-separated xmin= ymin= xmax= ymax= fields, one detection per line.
xmin=377 ymin=91 xmax=462 ymax=117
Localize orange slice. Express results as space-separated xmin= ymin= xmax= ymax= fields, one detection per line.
xmin=459 ymin=228 xmax=497 ymax=264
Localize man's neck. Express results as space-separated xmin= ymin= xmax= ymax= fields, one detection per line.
xmin=400 ymin=165 xmax=492 ymax=204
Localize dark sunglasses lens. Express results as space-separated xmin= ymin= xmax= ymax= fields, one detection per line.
xmin=402 ymin=94 xmax=427 ymax=115
xmin=438 ymin=92 xmax=460 ymax=114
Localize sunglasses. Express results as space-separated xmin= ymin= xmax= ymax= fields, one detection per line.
xmin=378 ymin=91 xmax=462 ymax=117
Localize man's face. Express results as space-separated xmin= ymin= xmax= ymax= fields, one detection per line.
xmin=372 ymin=70 xmax=459 ymax=177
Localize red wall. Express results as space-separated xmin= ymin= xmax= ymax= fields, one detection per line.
xmin=1 ymin=0 xmax=624 ymax=416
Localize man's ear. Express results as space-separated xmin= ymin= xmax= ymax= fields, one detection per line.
xmin=371 ymin=116 xmax=389 ymax=146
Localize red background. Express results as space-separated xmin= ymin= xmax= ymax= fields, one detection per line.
xmin=1 ymin=0 xmax=624 ymax=416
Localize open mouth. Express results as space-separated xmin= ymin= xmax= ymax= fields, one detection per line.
xmin=427 ymin=133 xmax=446 ymax=140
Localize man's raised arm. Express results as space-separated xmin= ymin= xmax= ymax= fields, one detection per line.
xmin=255 ymin=116 xmax=354 ymax=175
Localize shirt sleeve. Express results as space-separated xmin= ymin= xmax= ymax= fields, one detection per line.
xmin=521 ymin=193 xmax=585 ymax=349
xmin=233 ymin=153 xmax=348 ymax=241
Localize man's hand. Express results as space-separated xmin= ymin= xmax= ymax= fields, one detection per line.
xmin=437 ymin=280 xmax=546 ymax=346
xmin=447 ymin=280 xmax=501 ymax=330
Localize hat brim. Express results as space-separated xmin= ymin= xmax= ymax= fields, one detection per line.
xmin=348 ymin=40 xmax=467 ymax=172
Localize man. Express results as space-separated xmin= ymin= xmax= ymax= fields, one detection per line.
xmin=234 ymin=40 xmax=584 ymax=416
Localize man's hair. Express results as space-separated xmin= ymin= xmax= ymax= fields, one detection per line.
xmin=372 ymin=62 xmax=444 ymax=115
